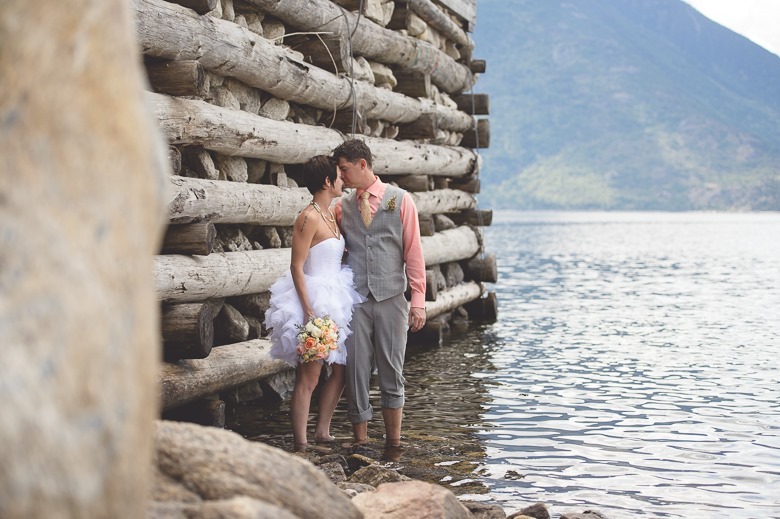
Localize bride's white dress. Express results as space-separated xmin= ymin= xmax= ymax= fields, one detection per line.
xmin=265 ymin=235 xmax=363 ymax=366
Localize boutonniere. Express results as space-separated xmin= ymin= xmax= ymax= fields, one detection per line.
xmin=385 ymin=196 xmax=398 ymax=211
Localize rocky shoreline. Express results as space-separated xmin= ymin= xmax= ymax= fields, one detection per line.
xmin=151 ymin=420 xmax=609 ymax=519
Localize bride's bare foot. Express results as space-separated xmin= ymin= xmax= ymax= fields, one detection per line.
xmin=293 ymin=442 xmax=308 ymax=452
xmin=313 ymin=434 xmax=336 ymax=444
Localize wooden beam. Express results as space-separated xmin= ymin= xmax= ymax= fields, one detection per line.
xmin=421 ymin=225 xmax=480 ymax=265
xmin=411 ymin=188 xmax=476 ymax=215
xmin=161 ymin=300 xmax=223 ymax=360
xmin=447 ymin=209 xmax=492 ymax=226
xmin=452 ymin=93 xmax=489 ymax=115
xmin=151 ymin=93 xmax=478 ymax=177
xmin=244 ymin=0 xmax=474 ymax=94
xmin=463 ymin=253 xmax=497 ymax=283
xmin=161 ymin=222 xmax=216 ymax=255
xmin=145 ymin=60 xmax=207 ymax=97
xmin=425 ymin=281 xmax=483 ymax=319
xmin=461 ymin=119 xmax=489 ymax=149
xmin=160 ymin=339 xmax=289 ymax=410
xmin=166 ymin=176 xmax=310 ymax=225
xmin=469 ymin=59 xmax=486 ymax=74
xmin=154 ymin=249 xmax=291 ymax=303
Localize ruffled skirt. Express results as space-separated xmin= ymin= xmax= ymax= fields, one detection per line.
xmin=264 ymin=266 xmax=364 ymax=366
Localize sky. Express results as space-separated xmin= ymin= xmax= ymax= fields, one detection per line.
xmin=683 ymin=0 xmax=780 ymax=56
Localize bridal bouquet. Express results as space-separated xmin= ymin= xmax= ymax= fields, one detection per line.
xmin=296 ymin=315 xmax=339 ymax=363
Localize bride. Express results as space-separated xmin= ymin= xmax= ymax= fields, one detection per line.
xmin=264 ymin=155 xmax=363 ymax=450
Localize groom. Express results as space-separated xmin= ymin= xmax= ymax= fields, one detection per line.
xmin=333 ymin=139 xmax=426 ymax=448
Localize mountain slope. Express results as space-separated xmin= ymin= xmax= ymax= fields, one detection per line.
xmin=474 ymin=0 xmax=780 ymax=210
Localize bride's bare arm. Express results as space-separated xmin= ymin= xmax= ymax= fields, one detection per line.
xmin=290 ymin=206 xmax=317 ymax=319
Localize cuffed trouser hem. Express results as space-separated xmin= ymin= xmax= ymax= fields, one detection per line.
xmin=347 ymin=407 xmax=374 ymax=424
xmin=380 ymin=394 xmax=404 ymax=409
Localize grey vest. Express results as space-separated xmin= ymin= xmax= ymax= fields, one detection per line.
xmin=343 ymin=184 xmax=407 ymax=302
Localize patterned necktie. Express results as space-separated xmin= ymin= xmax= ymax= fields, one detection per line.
xmin=359 ymin=191 xmax=373 ymax=228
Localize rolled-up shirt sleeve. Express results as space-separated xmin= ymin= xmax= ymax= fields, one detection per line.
xmin=400 ymin=192 xmax=426 ymax=308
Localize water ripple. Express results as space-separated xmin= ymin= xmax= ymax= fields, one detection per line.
xmin=470 ymin=211 xmax=780 ymax=518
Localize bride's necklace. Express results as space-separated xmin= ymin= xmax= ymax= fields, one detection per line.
xmin=311 ymin=201 xmax=339 ymax=238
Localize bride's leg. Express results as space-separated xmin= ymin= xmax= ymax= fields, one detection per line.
xmin=314 ymin=363 xmax=345 ymax=441
xmin=291 ymin=361 xmax=322 ymax=448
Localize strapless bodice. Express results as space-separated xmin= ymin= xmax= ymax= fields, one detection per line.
xmin=303 ymin=236 xmax=345 ymax=276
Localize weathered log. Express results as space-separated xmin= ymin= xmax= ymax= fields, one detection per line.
xmin=464 ymin=291 xmax=498 ymax=322
xmin=161 ymin=222 xmax=216 ymax=255
xmin=394 ymin=70 xmax=432 ymax=99
xmin=461 ymin=119 xmax=490 ymax=149
xmin=425 ymin=281 xmax=483 ymax=320
xmin=421 ymin=225 xmax=480 ymax=266
xmin=464 ymin=253 xmax=497 ymax=283
xmin=167 ymin=0 xmax=217 ymax=14
xmin=411 ymin=188 xmax=476 ymax=215
xmin=151 ymin=93 xmax=478 ymax=177
xmin=244 ymin=0 xmax=474 ymax=94
xmin=389 ymin=174 xmax=433 ymax=192
xmin=433 ymin=177 xmax=449 ymax=189
xmin=425 ymin=268 xmax=438 ymax=301
xmin=145 ymin=59 xmax=207 ymax=97
xmin=469 ymin=59 xmax=486 ymax=74
xmin=154 ymin=226 xmax=479 ymax=303
xmin=419 ymin=98 xmax=473 ymax=132
xmin=286 ymin=34 xmax=351 ymax=74
xmin=441 ymin=261 xmax=465 ymax=287
xmin=452 ymin=93 xmax=489 ymax=115
xmin=449 ymin=176 xmax=480 ymax=193
xmin=324 ymin=108 xmax=371 ymax=136
xmin=214 ymin=303 xmax=250 ymax=345
xmin=432 ymin=0 xmax=476 ymax=31
xmin=404 ymin=0 xmax=474 ymax=49
xmin=396 ymin=113 xmax=436 ymax=140
xmin=162 ymin=299 xmax=223 ymax=360
xmin=447 ymin=209 xmax=492 ymax=227
xmin=134 ymin=0 xmax=471 ymax=130
xmin=418 ymin=213 xmax=435 ymax=237
xmin=167 ymin=176 xmax=310 ymax=225
xmin=155 ymin=248 xmax=291 ymax=303
xmin=160 ymin=339 xmax=289 ymax=410
xmin=163 ymin=396 xmax=226 ymax=428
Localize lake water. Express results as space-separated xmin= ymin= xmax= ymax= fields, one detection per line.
xmin=231 ymin=211 xmax=780 ymax=518
xmin=469 ymin=211 xmax=780 ymax=518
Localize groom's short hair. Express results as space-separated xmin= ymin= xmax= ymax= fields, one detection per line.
xmin=333 ymin=139 xmax=373 ymax=168
xmin=302 ymin=155 xmax=338 ymax=194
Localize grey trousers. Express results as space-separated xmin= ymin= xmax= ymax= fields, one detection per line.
xmin=345 ymin=292 xmax=409 ymax=424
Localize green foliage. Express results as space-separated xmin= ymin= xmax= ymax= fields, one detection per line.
xmin=473 ymin=0 xmax=780 ymax=210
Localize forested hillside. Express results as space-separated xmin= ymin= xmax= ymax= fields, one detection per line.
xmin=475 ymin=0 xmax=780 ymax=210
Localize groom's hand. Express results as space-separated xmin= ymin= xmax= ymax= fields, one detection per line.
xmin=409 ymin=307 xmax=426 ymax=332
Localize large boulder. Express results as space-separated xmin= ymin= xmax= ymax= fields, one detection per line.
xmin=0 ymin=1 xmax=168 ymax=516
xmin=152 ymin=420 xmax=362 ymax=519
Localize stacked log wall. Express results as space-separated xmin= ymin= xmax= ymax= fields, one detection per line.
xmin=135 ymin=0 xmax=493 ymax=415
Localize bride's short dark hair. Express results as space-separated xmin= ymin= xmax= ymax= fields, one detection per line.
xmin=303 ymin=155 xmax=338 ymax=195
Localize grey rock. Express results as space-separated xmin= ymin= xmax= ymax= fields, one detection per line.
xmin=352 ymin=480 xmax=472 ymax=519
xmin=462 ymin=500 xmax=507 ymax=518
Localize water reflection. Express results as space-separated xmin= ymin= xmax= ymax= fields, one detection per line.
xmin=474 ymin=211 xmax=780 ymax=518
